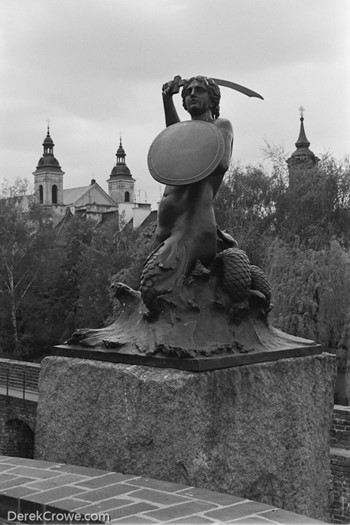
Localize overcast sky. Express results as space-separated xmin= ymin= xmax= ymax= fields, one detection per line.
xmin=1 ymin=0 xmax=349 ymax=207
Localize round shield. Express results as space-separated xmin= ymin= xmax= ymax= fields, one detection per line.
xmin=147 ymin=120 xmax=225 ymax=185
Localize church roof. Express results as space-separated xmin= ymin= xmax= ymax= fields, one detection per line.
xmin=63 ymin=180 xmax=117 ymax=207
xmin=63 ymin=186 xmax=89 ymax=204
xmin=110 ymin=165 xmax=132 ymax=178
xmin=36 ymin=156 xmax=62 ymax=170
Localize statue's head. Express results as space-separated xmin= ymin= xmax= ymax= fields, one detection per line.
xmin=181 ymin=76 xmax=221 ymax=119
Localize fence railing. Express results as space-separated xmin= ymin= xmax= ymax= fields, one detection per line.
xmin=0 ymin=358 xmax=40 ymax=401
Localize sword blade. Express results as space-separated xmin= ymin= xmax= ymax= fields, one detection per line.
xmin=212 ymin=78 xmax=264 ymax=100
xmin=178 ymin=77 xmax=264 ymax=100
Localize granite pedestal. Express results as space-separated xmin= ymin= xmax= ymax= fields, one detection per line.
xmin=35 ymin=352 xmax=336 ymax=521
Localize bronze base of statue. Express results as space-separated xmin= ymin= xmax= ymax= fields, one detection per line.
xmin=55 ymin=265 xmax=321 ymax=371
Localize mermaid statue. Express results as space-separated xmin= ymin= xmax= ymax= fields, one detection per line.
xmin=65 ymin=76 xmax=315 ymax=363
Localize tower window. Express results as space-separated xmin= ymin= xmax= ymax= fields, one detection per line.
xmin=39 ymin=185 xmax=43 ymax=204
xmin=125 ymin=191 xmax=130 ymax=202
xmin=52 ymin=184 xmax=58 ymax=204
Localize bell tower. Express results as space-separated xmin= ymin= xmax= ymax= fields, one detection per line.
xmin=33 ymin=125 xmax=64 ymax=205
xmin=107 ymin=138 xmax=135 ymax=204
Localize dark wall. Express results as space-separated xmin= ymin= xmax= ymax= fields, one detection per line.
xmin=0 ymin=395 xmax=37 ymax=458
xmin=330 ymin=405 xmax=350 ymax=523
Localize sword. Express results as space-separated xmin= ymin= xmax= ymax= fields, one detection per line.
xmin=174 ymin=76 xmax=264 ymax=100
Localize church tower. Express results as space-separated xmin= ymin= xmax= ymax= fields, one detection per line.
xmin=33 ymin=126 xmax=64 ymax=205
xmin=107 ymin=138 xmax=135 ymax=204
xmin=287 ymin=108 xmax=319 ymax=187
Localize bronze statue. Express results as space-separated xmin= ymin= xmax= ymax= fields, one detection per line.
xmin=62 ymin=75 xmax=317 ymax=366
xmin=141 ymin=76 xmax=236 ymax=311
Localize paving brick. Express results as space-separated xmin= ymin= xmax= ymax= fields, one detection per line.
xmin=0 ymin=464 xmax=19 ymax=473
xmin=0 ymin=476 xmax=37 ymax=489
xmin=259 ymin=509 xmax=326 ymax=523
xmin=21 ymin=485 xmax=86 ymax=504
xmin=205 ymin=501 xmax=275 ymax=522
xmin=127 ymin=477 xmax=190 ymax=493
xmin=73 ymin=498 xmax=141 ymax=514
xmin=0 ymin=459 xmax=329 ymax=525
xmin=111 ymin=516 xmax=157 ymax=524
xmin=2 ymin=458 xmax=60 ymax=469
xmin=6 ymin=466 xmax=63 ymax=480
xmin=107 ymin=502 xmax=159 ymax=521
xmin=129 ymin=488 xmax=191 ymax=506
xmin=39 ymin=497 xmax=91 ymax=511
xmin=26 ymin=473 xmax=90 ymax=490
xmin=227 ymin=518 xmax=275 ymax=524
xmin=178 ymin=487 xmax=246 ymax=506
xmin=76 ymin=473 xmax=138 ymax=489
xmin=74 ymin=483 xmax=137 ymax=503
xmin=0 ymin=485 xmax=39 ymax=499
xmin=49 ymin=464 xmax=111 ymax=477
xmin=167 ymin=516 xmax=216 ymax=524
xmin=144 ymin=500 xmax=217 ymax=522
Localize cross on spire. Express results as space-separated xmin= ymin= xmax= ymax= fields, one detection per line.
xmin=298 ymin=106 xmax=305 ymax=119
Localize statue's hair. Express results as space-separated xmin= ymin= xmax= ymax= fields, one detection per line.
xmin=181 ymin=76 xmax=221 ymax=119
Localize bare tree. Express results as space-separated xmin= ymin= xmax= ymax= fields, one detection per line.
xmin=0 ymin=178 xmax=42 ymax=349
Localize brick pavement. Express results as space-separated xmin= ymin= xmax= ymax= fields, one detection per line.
xmin=0 ymin=456 xmax=327 ymax=524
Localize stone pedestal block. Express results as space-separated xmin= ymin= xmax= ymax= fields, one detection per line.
xmin=35 ymin=353 xmax=336 ymax=521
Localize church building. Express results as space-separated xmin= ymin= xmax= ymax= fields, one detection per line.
xmin=32 ymin=127 xmax=152 ymax=228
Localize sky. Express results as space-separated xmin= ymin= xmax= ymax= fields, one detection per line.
xmin=1 ymin=0 xmax=349 ymax=208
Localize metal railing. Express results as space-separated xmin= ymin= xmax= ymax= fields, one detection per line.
xmin=0 ymin=360 xmax=40 ymax=402
xmin=6 ymin=369 xmax=25 ymax=401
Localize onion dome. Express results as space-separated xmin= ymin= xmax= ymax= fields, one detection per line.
xmin=36 ymin=126 xmax=63 ymax=172
xmin=109 ymin=138 xmax=133 ymax=179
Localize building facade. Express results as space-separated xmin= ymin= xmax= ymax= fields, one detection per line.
xmin=32 ymin=127 xmax=152 ymax=228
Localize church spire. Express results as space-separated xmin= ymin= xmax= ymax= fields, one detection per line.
xmin=287 ymin=108 xmax=319 ymax=185
xmin=294 ymin=106 xmax=311 ymax=150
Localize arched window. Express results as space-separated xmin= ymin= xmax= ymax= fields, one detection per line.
xmin=52 ymin=184 xmax=58 ymax=204
xmin=125 ymin=191 xmax=130 ymax=202
xmin=39 ymin=185 xmax=43 ymax=204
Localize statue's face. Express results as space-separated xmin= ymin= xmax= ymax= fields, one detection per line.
xmin=183 ymin=80 xmax=212 ymax=116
